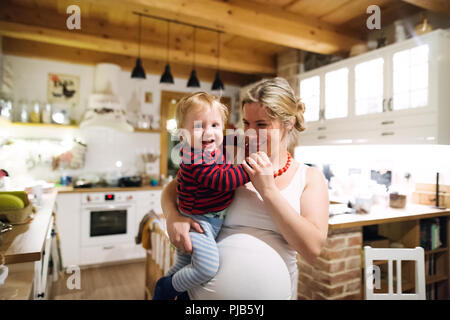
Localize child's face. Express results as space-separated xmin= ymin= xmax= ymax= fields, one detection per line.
xmin=182 ymin=104 xmax=224 ymax=152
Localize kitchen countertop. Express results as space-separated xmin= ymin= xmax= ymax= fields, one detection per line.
xmin=56 ymin=185 xmax=164 ymax=193
xmin=329 ymin=203 xmax=450 ymax=230
xmin=0 ymin=190 xmax=57 ymax=264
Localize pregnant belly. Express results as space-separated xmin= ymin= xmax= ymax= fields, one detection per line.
xmin=188 ymin=232 xmax=292 ymax=300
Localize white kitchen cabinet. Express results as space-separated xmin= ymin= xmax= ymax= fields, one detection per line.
xmin=55 ymin=193 xmax=81 ymax=268
xmin=324 ymin=67 xmax=349 ymax=120
xmin=354 ymin=57 xmax=384 ymax=116
xmin=56 ymin=190 xmax=163 ymax=267
xmin=300 ymin=75 xmax=320 ymax=122
xmin=298 ymin=29 xmax=450 ymax=146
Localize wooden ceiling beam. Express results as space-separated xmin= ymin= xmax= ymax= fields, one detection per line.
xmin=401 ymin=0 xmax=450 ymax=17
xmin=1 ymin=37 xmax=259 ymax=86
xmin=0 ymin=20 xmax=275 ymax=74
xmin=117 ymin=0 xmax=363 ymax=54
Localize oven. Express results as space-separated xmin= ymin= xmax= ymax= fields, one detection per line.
xmin=81 ymin=192 xmax=136 ymax=247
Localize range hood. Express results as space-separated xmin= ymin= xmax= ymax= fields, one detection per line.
xmin=80 ymin=63 xmax=134 ymax=133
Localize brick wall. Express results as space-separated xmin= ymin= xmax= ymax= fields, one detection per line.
xmin=276 ymin=48 xmax=303 ymax=97
xmin=297 ymin=227 xmax=363 ymax=300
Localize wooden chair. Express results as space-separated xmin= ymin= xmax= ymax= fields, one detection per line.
xmin=144 ymin=217 xmax=177 ymax=300
xmin=364 ymin=245 xmax=426 ymax=300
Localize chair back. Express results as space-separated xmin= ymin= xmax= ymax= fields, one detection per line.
xmin=364 ymin=245 xmax=426 ymax=300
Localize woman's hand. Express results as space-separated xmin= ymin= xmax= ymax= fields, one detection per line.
xmin=161 ymin=179 xmax=203 ymax=254
xmin=242 ymin=151 xmax=277 ymax=197
xmin=166 ymin=210 xmax=204 ymax=254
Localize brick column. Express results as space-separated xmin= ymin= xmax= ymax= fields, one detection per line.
xmin=297 ymin=227 xmax=363 ymax=300
xmin=277 ymin=48 xmax=304 ymax=155
xmin=276 ymin=48 xmax=303 ymax=97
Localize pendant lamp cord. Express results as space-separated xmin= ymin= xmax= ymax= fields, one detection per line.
xmin=166 ymin=21 xmax=170 ymax=64
xmin=217 ymin=31 xmax=220 ymax=71
xmin=193 ymin=27 xmax=196 ymax=69
xmin=138 ymin=14 xmax=141 ymax=58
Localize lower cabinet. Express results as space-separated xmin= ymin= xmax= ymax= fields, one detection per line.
xmin=56 ymin=190 xmax=162 ymax=268
xmin=80 ymin=243 xmax=145 ymax=266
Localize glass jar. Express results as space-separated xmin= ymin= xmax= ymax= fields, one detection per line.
xmin=0 ymin=94 xmax=13 ymax=121
xmin=42 ymin=102 xmax=52 ymax=124
xmin=18 ymin=99 xmax=29 ymax=123
xmin=30 ymin=100 xmax=42 ymax=123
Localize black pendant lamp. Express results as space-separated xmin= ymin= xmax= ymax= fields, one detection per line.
xmin=211 ymin=31 xmax=224 ymax=91
xmin=187 ymin=27 xmax=200 ymax=88
xmin=131 ymin=14 xmax=146 ymax=79
xmin=160 ymin=21 xmax=174 ymax=84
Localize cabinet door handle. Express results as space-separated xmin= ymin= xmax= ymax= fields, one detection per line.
xmin=319 ymin=109 xmax=325 ymax=120
xmin=382 ymin=98 xmax=386 ymax=112
xmin=103 ymin=245 xmax=115 ymax=250
xmin=317 ymin=135 xmax=327 ymax=140
xmin=381 ymin=120 xmax=395 ymax=125
xmin=387 ymin=98 xmax=393 ymax=111
xmin=318 ymin=126 xmax=327 ymax=131
xmin=381 ymin=132 xmax=395 ymax=136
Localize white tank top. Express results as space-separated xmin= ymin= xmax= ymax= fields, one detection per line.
xmin=221 ymin=161 xmax=308 ymax=297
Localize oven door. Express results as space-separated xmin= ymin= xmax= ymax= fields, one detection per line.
xmin=81 ymin=203 xmax=136 ymax=247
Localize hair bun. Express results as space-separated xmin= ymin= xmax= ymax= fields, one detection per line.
xmin=296 ymin=98 xmax=306 ymax=114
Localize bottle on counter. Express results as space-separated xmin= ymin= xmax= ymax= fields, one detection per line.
xmin=30 ymin=100 xmax=42 ymax=123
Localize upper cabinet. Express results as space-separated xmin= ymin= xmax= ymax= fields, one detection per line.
xmin=391 ymin=44 xmax=429 ymax=111
xmin=354 ymin=57 xmax=384 ymax=116
xmin=298 ymin=29 xmax=450 ymax=146
xmin=300 ymin=75 xmax=320 ymax=122
xmin=324 ymin=67 xmax=349 ymax=120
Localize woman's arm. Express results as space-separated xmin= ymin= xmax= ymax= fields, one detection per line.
xmin=243 ymin=153 xmax=329 ymax=264
xmin=161 ymin=179 xmax=203 ymax=253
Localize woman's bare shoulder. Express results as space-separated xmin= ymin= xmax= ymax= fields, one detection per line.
xmin=304 ymin=165 xmax=326 ymax=188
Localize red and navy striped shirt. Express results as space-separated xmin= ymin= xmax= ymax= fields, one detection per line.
xmin=177 ymin=145 xmax=250 ymax=215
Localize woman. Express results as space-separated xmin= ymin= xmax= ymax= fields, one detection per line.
xmin=161 ymin=77 xmax=329 ymax=299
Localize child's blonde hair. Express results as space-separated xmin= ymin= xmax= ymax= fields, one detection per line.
xmin=176 ymin=92 xmax=229 ymax=128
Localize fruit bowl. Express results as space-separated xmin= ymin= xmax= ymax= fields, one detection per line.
xmin=0 ymin=191 xmax=33 ymax=224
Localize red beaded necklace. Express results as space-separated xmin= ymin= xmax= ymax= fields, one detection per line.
xmin=273 ymin=152 xmax=291 ymax=178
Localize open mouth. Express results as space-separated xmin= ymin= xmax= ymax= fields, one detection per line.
xmin=202 ymin=139 xmax=215 ymax=147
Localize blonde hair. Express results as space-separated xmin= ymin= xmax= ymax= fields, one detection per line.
xmin=176 ymin=92 xmax=229 ymax=128
xmin=241 ymin=77 xmax=306 ymax=144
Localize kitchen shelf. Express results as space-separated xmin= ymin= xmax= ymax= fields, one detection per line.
xmin=425 ymin=247 xmax=448 ymax=255
xmin=426 ymin=274 xmax=449 ymax=285
xmin=134 ymin=128 xmax=161 ymax=133
xmin=10 ymin=122 xmax=77 ymax=129
xmin=9 ymin=122 xmax=161 ymax=133
xmin=371 ymin=278 xmax=416 ymax=293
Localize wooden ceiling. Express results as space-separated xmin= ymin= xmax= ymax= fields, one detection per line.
xmin=0 ymin=0 xmax=437 ymax=85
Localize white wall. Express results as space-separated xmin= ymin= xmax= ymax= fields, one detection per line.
xmin=1 ymin=54 xmax=241 ymax=184
xmin=294 ymin=144 xmax=450 ymax=187
xmin=4 ymin=54 xmax=241 ymax=123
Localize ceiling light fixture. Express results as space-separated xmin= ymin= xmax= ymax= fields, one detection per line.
xmin=187 ymin=27 xmax=200 ymax=88
xmin=160 ymin=21 xmax=174 ymax=84
xmin=212 ymin=31 xmax=224 ymax=91
xmin=131 ymin=14 xmax=146 ymax=79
